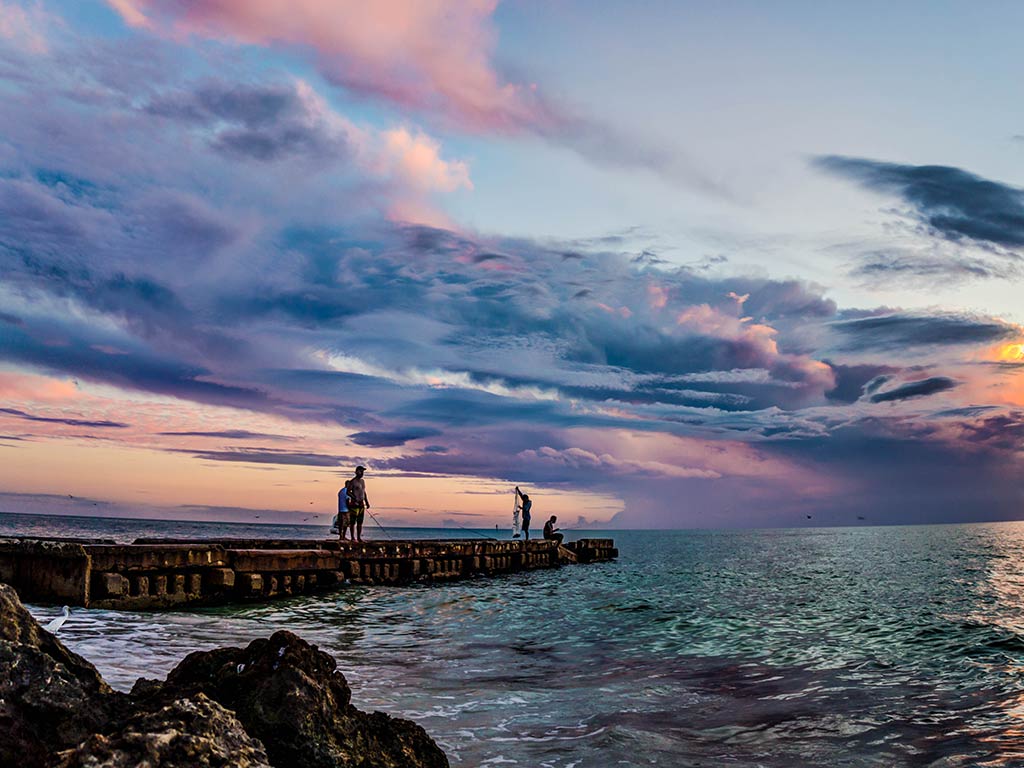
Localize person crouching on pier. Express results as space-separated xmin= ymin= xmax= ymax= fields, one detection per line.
xmin=336 ymin=480 xmax=352 ymax=541
xmin=515 ymin=486 xmax=532 ymax=540
xmin=543 ymin=515 xmax=563 ymax=545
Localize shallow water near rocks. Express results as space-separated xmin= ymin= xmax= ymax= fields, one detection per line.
xmin=7 ymin=513 xmax=1024 ymax=766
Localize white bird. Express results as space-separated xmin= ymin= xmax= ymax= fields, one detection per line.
xmin=44 ymin=606 xmax=70 ymax=634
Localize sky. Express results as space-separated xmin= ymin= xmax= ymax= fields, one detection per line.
xmin=1 ymin=0 xmax=1023 ymax=529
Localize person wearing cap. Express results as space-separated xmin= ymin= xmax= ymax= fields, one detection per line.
xmin=348 ymin=465 xmax=370 ymax=542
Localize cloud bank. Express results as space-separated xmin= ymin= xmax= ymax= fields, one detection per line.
xmin=0 ymin=4 xmax=1022 ymax=527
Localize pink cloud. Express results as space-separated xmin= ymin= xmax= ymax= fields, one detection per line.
xmin=0 ymin=1 xmax=54 ymax=54
xmin=378 ymin=128 xmax=472 ymax=193
xmin=516 ymin=429 xmax=840 ymax=500
xmin=647 ymin=283 xmax=669 ymax=310
xmin=519 ymin=445 xmax=722 ymax=480
xmin=596 ymin=302 xmax=633 ymax=319
xmin=106 ymin=0 xmax=150 ymax=28
xmin=107 ymin=0 xmax=558 ymax=134
xmin=675 ymin=303 xmax=835 ymax=392
xmin=677 ymin=303 xmax=780 ymax=357
xmin=0 ymin=371 xmax=81 ymax=402
xmin=105 ymin=1 xmax=722 ymax=190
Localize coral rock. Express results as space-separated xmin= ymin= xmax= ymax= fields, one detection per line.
xmin=144 ymin=630 xmax=449 ymax=768
xmin=54 ymin=694 xmax=272 ymax=768
xmin=0 ymin=584 xmax=122 ymax=768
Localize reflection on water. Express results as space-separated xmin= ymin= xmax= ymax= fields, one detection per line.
xmin=10 ymin=514 xmax=1024 ymax=766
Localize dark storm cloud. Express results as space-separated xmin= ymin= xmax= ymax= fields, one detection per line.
xmin=556 ymin=380 xmax=753 ymax=410
xmin=0 ymin=155 xmax=1008 ymax=454
xmin=759 ymin=424 xmax=1024 ymax=527
xmin=850 ymin=250 xmax=1018 ymax=282
xmin=385 ymin=392 xmax=566 ymax=429
xmin=0 ymin=177 xmax=247 ymax=363
xmin=959 ymin=412 xmax=1024 ymax=451
xmin=158 ymin=430 xmax=297 ymax=441
xmin=167 ymin=447 xmax=348 ymax=467
xmin=218 ymin=291 xmax=357 ymax=326
xmin=7 ymin=10 xmax=1024 ymax=531
xmin=815 ymin=156 xmax=1024 ymax=248
xmin=349 ymin=427 xmax=442 ymax=447
xmin=146 ymin=81 xmax=349 ymax=163
xmin=831 ymin=313 xmax=1016 ymax=351
xmin=868 ymin=377 xmax=958 ymax=403
xmin=824 ymin=362 xmax=899 ymax=404
xmin=862 ymin=375 xmax=892 ymax=396
xmin=133 ymin=192 xmax=241 ymax=255
xmin=933 ymin=406 xmax=999 ymax=419
xmin=0 ymin=407 xmax=128 ymax=429
xmin=0 ymin=318 xmax=271 ymax=412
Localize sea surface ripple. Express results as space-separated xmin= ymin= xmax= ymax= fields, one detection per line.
xmin=7 ymin=514 xmax=1024 ymax=766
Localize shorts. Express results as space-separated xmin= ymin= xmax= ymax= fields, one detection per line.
xmin=349 ymin=505 xmax=365 ymax=524
xmin=336 ymin=512 xmax=351 ymax=531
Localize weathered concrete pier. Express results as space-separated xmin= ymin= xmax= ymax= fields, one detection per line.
xmin=0 ymin=536 xmax=617 ymax=610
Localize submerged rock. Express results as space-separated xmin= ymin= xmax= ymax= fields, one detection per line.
xmin=136 ymin=630 xmax=449 ymax=768
xmin=0 ymin=582 xmax=449 ymax=768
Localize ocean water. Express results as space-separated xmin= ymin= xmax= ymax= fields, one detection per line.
xmin=6 ymin=512 xmax=1024 ymax=766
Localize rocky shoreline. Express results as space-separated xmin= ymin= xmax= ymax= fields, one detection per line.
xmin=0 ymin=583 xmax=449 ymax=767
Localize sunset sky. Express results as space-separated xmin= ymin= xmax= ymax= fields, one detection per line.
xmin=1 ymin=1 xmax=1023 ymax=528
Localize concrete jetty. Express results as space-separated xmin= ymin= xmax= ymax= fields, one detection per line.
xmin=0 ymin=536 xmax=617 ymax=610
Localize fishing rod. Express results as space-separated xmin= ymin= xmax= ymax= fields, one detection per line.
xmin=448 ymin=522 xmax=497 ymax=541
xmin=431 ymin=506 xmax=499 ymax=541
xmin=364 ymin=507 xmax=393 ymax=540
xmin=364 ymin=507 xmax=497 ymax=541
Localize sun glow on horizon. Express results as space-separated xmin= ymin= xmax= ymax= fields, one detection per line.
xmin=997 ymin=343 xmax=1024 ymax=362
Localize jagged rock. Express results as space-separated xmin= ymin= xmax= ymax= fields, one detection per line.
xmin=137 ymin=630 xmax=449 ymax=768
xmin=53 ymin=693 xmax=272 ymax=768
xmin=0 ymin=584 xmax=124 ymax=768
xmin=0 ymin=584 xmax=449 ymax=768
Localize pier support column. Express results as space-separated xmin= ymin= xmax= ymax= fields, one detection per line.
xmin=100 ymin=572 xmax=128 ymax=599
xmin=238 ymin=573 xmax=263 ymax=596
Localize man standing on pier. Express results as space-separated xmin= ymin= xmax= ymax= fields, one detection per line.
xmin=349 ymin=465 xmax=370 ymax=542
xmin=515 ymin=486 xmax=532 ymax=540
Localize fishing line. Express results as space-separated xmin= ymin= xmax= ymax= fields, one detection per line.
xmin=449 ymin=522 xmax=497 ymax=541
xmin=365 ymin=508 xmax=393 ymax=540
xmin=370 ymin=506 xmax=499 ymax=541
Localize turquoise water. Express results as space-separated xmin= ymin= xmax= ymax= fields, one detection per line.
xmin=6 ymin=513 xmax=1024 ymax=766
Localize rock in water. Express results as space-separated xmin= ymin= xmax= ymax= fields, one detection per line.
xmin=54 ymin=694 xmax=272 ymax=768
xmin=139 ymin=629 xmax=449 ymax=768
xmin=0 ymin=583 xmax=123 ymax=768
xmin=0 ymin=583 xmax=449 ymax=768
